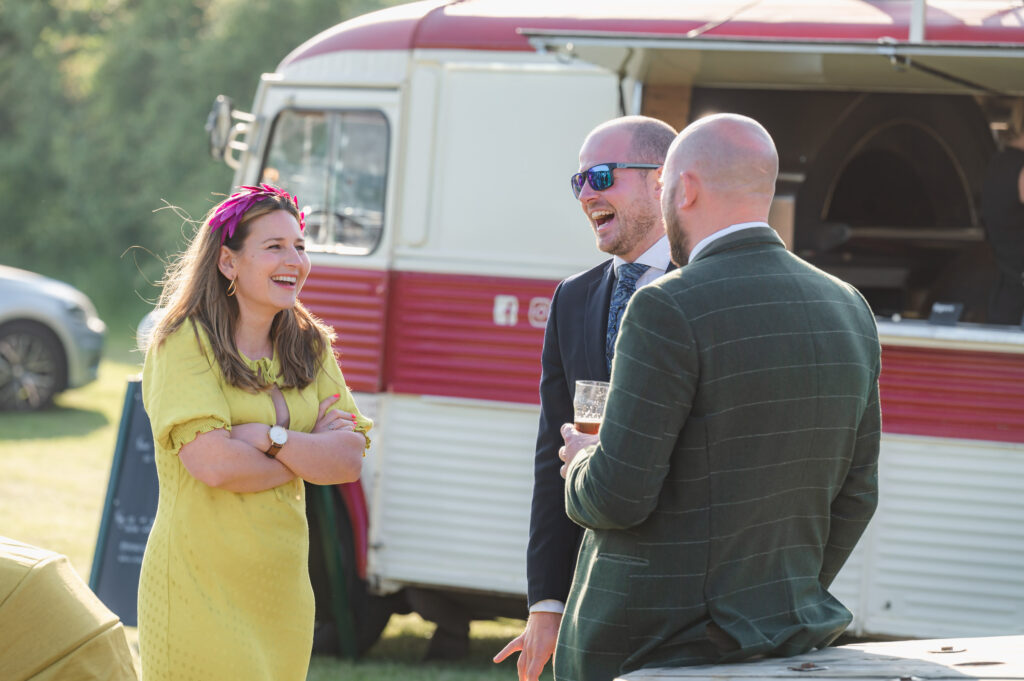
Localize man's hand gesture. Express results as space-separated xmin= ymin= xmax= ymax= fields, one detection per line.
xmin=493 ymin=611 xmax=562 ymax=681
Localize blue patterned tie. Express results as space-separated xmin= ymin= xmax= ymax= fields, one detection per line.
xmin=606 ymin=262 xmax=649 ymax=372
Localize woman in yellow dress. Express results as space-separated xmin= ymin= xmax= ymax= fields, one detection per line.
xmin=138 ymin=185 xmax=371 ymax=681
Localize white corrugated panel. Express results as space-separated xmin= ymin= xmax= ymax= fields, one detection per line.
xmin=351 ymin=393 xmax=381 ymax=506
xmin=367 ymin=394 xmax=538 ymax=595
xmin=366 ymin=401 xmax=1024 ymax=637
xmin=851 ymin=434 xmax=1024 ymax=638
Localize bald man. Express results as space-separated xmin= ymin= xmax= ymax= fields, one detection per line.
xmin=555 ymin=114 xmax=881 ymax=681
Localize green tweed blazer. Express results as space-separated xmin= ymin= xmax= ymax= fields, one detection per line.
xmin=555 ymin=226 xmax=881 ymax=681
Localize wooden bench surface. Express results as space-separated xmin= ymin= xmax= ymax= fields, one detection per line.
xmin=617 ymin=635 xmax=1024 ymax=681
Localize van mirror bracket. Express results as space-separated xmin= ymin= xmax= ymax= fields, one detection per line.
xmin=206 ymin=95 xmax=255 ymax=169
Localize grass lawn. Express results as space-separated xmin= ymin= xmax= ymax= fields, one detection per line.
xmin=0 ymin=321 xmax=540 ymax=680
xmin=0 ymin=327 xmax=144 ymax=579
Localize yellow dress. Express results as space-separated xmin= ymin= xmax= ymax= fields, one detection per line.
xmin=138 ymin=321 xmax=371 ymax=681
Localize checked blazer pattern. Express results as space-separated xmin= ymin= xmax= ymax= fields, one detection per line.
xmin=554 ymin=227 xmax=881 ymax=681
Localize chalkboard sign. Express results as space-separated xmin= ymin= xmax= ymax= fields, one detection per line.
xmin=89 ymin=377 xmax=158 ymax=627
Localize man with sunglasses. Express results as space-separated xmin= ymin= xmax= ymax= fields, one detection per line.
xmin=555 ymin=114 xmax=881 ymax=681
xmin=494 ymin=115 xmax=677 ymax=681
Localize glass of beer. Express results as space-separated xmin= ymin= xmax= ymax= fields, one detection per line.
xmin=574 ymin=380 xmax=609 ymax=434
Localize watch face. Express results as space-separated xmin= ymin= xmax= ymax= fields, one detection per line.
xmin=270 ymin=425 xmax=288 ymax=445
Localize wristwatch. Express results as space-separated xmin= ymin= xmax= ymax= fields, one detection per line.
xmin=266 ymin=425 xmax=288 ymax=458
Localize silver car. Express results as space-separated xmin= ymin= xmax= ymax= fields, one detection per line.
xmin=0 ymin=266 xmax=106 ymax=410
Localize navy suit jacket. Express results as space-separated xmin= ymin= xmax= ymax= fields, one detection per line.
xmin=527 ymin=258 xmax=675 ymax=607
xmin=527 ymin=260 xmax=614 ymax=606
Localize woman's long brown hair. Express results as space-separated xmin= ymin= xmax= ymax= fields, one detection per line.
xmin=149 ymin=193 xmax=335 ymax=392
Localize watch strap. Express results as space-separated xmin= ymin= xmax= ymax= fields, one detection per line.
xmin=265 ymin=425 xmax=286 ymax=459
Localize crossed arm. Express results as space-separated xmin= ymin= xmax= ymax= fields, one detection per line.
xmin=146 ymin=327 xmax=368 ymax=493
xmin=179 ymin=393 xmax=365 ymax=492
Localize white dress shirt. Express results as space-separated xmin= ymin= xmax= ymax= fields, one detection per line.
xmin=687 ymin=222 xmax=770 ymax=263
xmin=612 ymin=235 xmax=672 ymax=288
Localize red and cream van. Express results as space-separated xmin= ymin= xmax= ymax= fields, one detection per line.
xmin=204 ymin=0 xmax=1024 ymax=652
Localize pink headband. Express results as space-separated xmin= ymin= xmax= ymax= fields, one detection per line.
xmin=209 ymin=184 xmax=305 ymax=244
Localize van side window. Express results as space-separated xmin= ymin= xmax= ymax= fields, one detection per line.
xmin=261 ymin=109 xmax=388 ymax=255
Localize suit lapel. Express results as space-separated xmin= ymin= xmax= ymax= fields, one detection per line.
xmin=583 ymin=261 xmax=614 ymax=381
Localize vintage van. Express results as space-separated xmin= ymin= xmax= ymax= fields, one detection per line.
xmin=202 ymin=0 xmax=1024 ymax=654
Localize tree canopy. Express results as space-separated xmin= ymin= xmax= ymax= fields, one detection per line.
xmin=0 ymin=0 xmax=399 ymax=325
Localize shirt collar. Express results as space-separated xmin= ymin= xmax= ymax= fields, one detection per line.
xmin=687 ymin=222 xmax=770 ymax=263
xmin=612 ymin=235 xmax=671 ymax=275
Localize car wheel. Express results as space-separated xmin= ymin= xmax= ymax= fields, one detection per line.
xmin=0 ymin=321 xmax=66 ymax=410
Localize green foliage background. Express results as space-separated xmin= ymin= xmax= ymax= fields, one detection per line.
xmin=0 ymin=0 xmax=401 ymax=329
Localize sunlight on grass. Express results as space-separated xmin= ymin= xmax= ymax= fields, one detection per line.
xmin=0 ymin=355 xmax=141 ymax=578
xmin=307 ymin=614 xmax=541 ymax=681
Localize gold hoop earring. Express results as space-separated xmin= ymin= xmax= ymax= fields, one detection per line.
xmin=226 ymin=278 xmax=237 ymax=297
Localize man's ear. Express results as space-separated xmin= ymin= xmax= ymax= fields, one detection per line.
xmin=679 ymin=171 xmax=698 ymax=208
xmin=217 ymin=245 xmax=237 ymax=281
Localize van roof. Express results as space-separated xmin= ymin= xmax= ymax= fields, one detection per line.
xmin=280 ymin=0 xmax=1024 ymax=67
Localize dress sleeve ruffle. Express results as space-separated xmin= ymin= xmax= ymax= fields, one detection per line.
xmin=142 ymin=322 xmax=231 ymax=453
xmin=169 ymin=417 xmax=230 ymax=453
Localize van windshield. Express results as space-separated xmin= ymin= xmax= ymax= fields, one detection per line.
xmin=261 ymin=109 xmax=388 ymax=255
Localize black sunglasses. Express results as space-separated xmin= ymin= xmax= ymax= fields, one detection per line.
xmin=570 ymin=163 xmax=661 ymax=199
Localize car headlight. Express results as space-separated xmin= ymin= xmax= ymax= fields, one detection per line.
xmin=64 ymin=298 xmax=102 ymax=330
xmin=65 ymin=302 xmax=89 ymax=324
